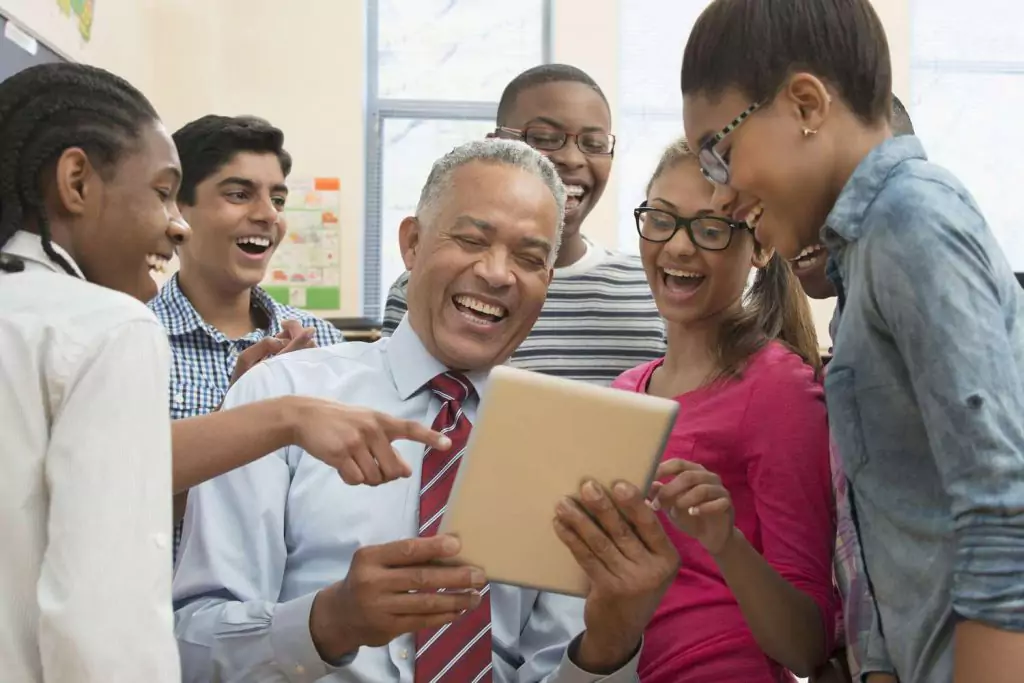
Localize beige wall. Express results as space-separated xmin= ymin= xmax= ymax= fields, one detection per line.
xmin=0 ymin=1 xmax=153 ymax=90
xmin=147 ymin=0 xmax=367 ymax=317
xmin=3 ymin=0 xmax=910 ymax=331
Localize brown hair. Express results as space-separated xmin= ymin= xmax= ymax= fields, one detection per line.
xmin=646 ymin=138 xmax=822 ymax=376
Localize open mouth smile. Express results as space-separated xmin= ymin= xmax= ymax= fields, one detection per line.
xmin=452 ymin=294 xmax=509 ymax=326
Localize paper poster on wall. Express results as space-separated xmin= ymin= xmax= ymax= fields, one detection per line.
xmin=262 ymin=177 xmax=342 ymax=311
xmin=55 ymin=0 xmax=94 ymax=41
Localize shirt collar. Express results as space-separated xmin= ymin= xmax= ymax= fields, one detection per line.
xmin=2 ymin=231 xmax=85 ymax=278
xmin=823 ymin=135 xmax=927 ymax=247
xmin=386 ymin=314 xmax=491 ymax=401
xmin=150 ymin=272 xmax=281 ymax=337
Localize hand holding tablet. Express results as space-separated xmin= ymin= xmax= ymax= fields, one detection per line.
xmin=439 ymin=365 xmax=680 ymax=597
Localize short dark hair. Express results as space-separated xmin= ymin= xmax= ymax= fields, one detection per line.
xmin=496 ymin=64 xmax=609 ymax=126
xmin=0 ymin=63 xmax=159 ymax=275
xmin=681 ymin=0 xmax=892 ymax=125
xmin=891 ymin=93 xmax=915 ymax=136
xmin=173 ymin=115 xmax=292 ymax=205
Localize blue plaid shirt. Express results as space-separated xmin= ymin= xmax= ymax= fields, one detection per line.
xmin=148 ymin=274 xmax=344 ymax=557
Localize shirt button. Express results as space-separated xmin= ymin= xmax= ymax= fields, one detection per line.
xmin=399 ymin=648 xmax=409 ymax=660
xmin=295 ymin=664 xmax=305 ymax=675
xmin=152 ymin=533 xmax=169 ymax=549
xmin=174 ymin=394 xmax=184 ymax=405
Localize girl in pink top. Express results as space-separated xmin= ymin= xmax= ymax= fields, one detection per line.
xmin=614 ymin=139 xmax=838 ymax=683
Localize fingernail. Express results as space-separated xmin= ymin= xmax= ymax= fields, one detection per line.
xmin=555 ymin=498 xmax=573 ymax=515
xmin=439 ymin=436 xmax=452 ymax=449
xmin=613 ymin=482 xmax=632 ymax=500
xmin=441 ymin=536 xmax=460 ymax=553
xmin=470 ymin=568 xmax=485 ymax=585
xmin=470 ymin=592 xmax=482 ymax=607
xmin=582 ymin=481 xmax=602 ymax=501
xmin=688 ymin=506 xmax=700 ymax=516
xmin=650 ymin=498 xmax=662 ymax=511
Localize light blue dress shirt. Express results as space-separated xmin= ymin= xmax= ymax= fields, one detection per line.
xmin=173 ymin=317 xmax=641 ymax=683
xmin=823 ymin=136 xmax=1024 ymax=682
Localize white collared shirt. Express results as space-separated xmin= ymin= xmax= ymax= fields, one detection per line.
xmin=0 ymin=232 xmax=180 ymax=683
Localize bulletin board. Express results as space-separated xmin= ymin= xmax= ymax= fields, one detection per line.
xmin=262 ymin=177 xmax=343 ymax=311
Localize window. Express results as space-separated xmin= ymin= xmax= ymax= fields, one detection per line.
xmin=910 ymin=0 xmax=1024 ymax=268
xmin=364 ymin=0 xmax=551 ymax=316
xmin=616 ymin=1 xmax=706 ymax=254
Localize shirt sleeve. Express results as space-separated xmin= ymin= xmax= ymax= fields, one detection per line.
xmin=746 ymin=359 xmax=839 ymax=657
xmin=173 ymin=363 xmax=338 ymax=683
xmin=863 ymin=193 xmax=1024 ymax=630
xmin=39 ymin=319 xmax=180 ymax=683
xmin=381 ymin=273 xmax=410 ymax=337
xmin=521 ymin=593 xmax=642 ymax=683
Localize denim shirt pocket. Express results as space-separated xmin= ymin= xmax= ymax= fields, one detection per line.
xmin=825 ymin=367 xmax=870 ymax=481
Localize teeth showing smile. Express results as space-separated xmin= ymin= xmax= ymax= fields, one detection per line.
xmin=794 ymin=244 xmax=825 ymax=261
xmin=453 ymin=295 xmax=508 ymax=322
xmin=663 ymin=267 xmax=704 ymax=279
xmin=146 ymin=253 xmax=169 ymax=274
xmin=790 ymin=243 xmax=827 ymax=272
xmin=237 ymin=236 xmax=271 ymax=247
xmin=563 ymin=184 xmax=586 ymax=211
xmin=236 ymin=235 xmax=272 ymax=255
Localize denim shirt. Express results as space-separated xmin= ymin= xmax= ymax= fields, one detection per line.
xmin=822 ymin=136 xmax=1024 ymax=682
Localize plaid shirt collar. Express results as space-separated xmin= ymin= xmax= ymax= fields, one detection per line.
xmin=150 ymin=273 xmax=283 ymax=339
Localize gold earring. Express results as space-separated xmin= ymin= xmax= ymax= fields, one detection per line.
xmin=802 ymin=127 xmax=818 ymax=137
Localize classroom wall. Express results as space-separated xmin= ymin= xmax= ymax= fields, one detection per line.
xmin=0 ymin=0 xmax=154 ymax=92
xmin=3 ymin=0 xmax=910 ymax=341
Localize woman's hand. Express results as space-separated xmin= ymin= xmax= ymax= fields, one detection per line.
xmin=651 ymin=459 xmax=735 ymax=555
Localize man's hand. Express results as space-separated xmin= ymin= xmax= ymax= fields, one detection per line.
xmin=229 ymin=319 xmax=317 ymax=387
xmin=651 ymin=459 xmax=735 ymax=555
xmin=309 ymin=535 xmax=486 ymax=662
xmin=284 ymin=397 xmax=450 ymax=485
xmin=553 ymin=480 xmax=679 ymax=673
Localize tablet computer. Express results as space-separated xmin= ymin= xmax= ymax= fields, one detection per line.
xmin=438 ymin=364 xmax=679 ymax=597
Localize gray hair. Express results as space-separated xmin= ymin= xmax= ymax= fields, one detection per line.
xmin=415 ymin=138 xmax=566 ymax=264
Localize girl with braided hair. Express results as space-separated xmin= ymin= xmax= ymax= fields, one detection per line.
xmin=0 ymin=62 xmax=186 ymax=682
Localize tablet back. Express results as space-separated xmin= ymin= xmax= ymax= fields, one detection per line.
xmin=439 ymin=364 xmax=679 ymax=597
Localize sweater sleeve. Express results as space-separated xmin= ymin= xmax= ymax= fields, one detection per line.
xmin=744 ymin=351 xmax=839 ymax=657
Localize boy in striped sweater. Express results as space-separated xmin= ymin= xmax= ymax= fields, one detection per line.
xmin=382 ymin=64 xmax=665 ymax=384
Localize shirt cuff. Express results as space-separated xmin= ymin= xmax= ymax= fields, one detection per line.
xmin=271 ymin=591 xmax=351 ymax=682
xmin=553 ymin=633 xmax=642 ymax=683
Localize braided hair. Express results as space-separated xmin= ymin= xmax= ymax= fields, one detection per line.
xmin=0 ymin=63 xmax=159 ymax=275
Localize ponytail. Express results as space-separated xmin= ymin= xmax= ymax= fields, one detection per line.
xmin=712 ymin=248 xmax=821 ymax=378
xmin=750 ymin=253 xmax=822 ymax=373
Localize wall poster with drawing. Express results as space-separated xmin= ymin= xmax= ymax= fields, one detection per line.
xmin=262 ymin=177 xmax=343 ymax=311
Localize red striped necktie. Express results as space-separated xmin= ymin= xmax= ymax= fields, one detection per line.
xmin=415 ymin=371 xmax=493 ymax=683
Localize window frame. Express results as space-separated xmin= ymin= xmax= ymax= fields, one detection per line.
xmin=362 ymin=0 xmax=553 ymax=317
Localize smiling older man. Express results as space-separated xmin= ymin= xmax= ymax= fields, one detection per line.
xmin=172 ymin=139 xmax=679 ymax=683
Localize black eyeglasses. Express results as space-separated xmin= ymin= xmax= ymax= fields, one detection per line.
xmin=697 ymin=102 xmax=761 ymax=185
xmin=634 ymin=204 xmax=749 ymax=251
xmin=496 ymin=126 xmax=616 ymax=156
